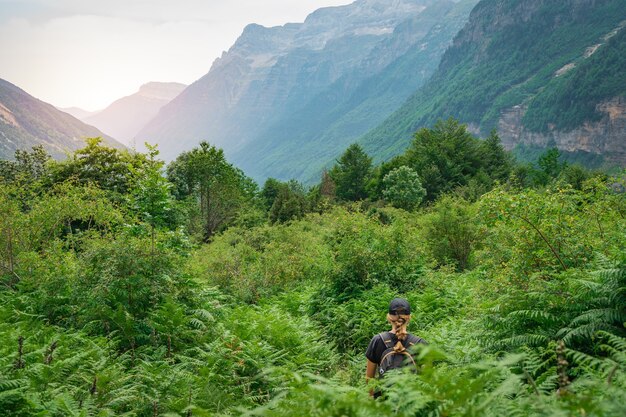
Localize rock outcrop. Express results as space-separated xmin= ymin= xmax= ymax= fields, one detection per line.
xmin=499 ymin=98 xmax=626 ymax=165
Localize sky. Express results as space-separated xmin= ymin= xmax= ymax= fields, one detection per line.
xmin=0 ymin=0 xmax=353 ymax=111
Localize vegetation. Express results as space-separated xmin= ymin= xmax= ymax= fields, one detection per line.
xmin=0 ymin=125 xmax=624 ymax=416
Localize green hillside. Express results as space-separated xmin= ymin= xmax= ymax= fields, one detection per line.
xmin=361 ymin=0 xmax=626 ymax=162
xmin=523 ymin=23 xmax=626 ymax=131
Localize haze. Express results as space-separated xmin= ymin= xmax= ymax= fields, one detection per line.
xmin=0 ymin=0 xmax=352 ymax=111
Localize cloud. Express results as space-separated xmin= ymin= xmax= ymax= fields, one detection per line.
xmin=1 ymin=0 xmax=353 ymax=25
xmin=0 ymin=14 xmax=230 ymax=109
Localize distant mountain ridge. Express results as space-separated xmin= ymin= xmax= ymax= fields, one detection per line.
xmin=83 ymin=82 xmax=186 ymax=147
xmin=360 ymin=0 xmax=626 ymax=166
xmin=59 ymin=107 xmax=98 ymax=120
xmin=0 ymin=78 xmax=123 ymax=160
xmin=137 ymin=0 xmax=477 ymax=182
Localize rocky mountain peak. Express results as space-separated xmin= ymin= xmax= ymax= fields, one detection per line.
xmin=137 ymin=82 xmax=186 ymax=101
xmin=226 ymin=0 xmax=431 ymax=58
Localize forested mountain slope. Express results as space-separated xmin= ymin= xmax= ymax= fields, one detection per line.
xmin=361 ymin=0 xmax=626 ymax=166
xmin=137 ymin=0 xmax=477 ymax=182
xmin=0 ymin=78 xmax=123 ymax=159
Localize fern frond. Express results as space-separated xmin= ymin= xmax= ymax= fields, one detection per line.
xmin=566 ymin=349 xmax=611 ymax=372
xmin=507 ymin=310 xmax=560 ymax=325
xmin=569 ymin=308 xmax=626 ymax=327
xmin=0 ymin=378 xmax=27 ymax=391
xmin=560 ymin=322 xmax=612 ymax=345
xmin=189 ymin=318 xmax=206 ymax=330
xmin=495 ymin=334 xmax=549 ymax=349
xmin=597 ymin=331 xmax=626 ymax=351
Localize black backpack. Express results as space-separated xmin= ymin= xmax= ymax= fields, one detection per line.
xmin=377 ymin=332 xmax=425 ymax=377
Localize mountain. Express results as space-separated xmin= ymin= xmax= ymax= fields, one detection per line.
xmin=138 ymin=0 xmax=477 ymax=181
xmin=83 ymin=82 xmax=186 ymax=147
xmin=59 ymin=107 xmax=98 ymax=120
xmin=360 ymin=0 xmax=626 ymax=166
xmin=0 ymin=78 xmax=123 ymax=160
xmin=234 ymin=0 xmax=477 ymax=182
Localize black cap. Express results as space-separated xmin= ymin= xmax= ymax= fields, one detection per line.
xmin=389 ymin=298 xmax=410 ymax=315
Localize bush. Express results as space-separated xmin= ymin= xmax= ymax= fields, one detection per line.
xmin=421 ymin=196 xmax=483 ymax=271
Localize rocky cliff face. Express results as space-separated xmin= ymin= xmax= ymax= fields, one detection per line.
xmin=499 ymin=97 xmax=626 ymax=164
xmin=233 ymin=0 xmax=477 ymax=182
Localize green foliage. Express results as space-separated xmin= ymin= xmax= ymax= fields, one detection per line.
xmin=0 ymin=145 xmax=50 ymax=190
xmin=382 ymin=166 xmax=426 ymax=211
xmin=48 ymin=137 xmax=148 ymax=198
xmin=167 ymin=141 xmax=256 ymax=240
xmin=188 ymin=214 xmax=335 ymax=302
xmin=477 ymin=182 xmax=625 ymax=281
xmin=261 ymin=178 xmax=283 ymax=210
xmin=268 ymin=180 xmax=308 ymax=224
xmin=129 ymin=144 xmax=177 ymax=233
xmin=524 ymin=25 xmax=626 ymax=132
xmin=421 ymin=196 xmax=484 ymax=271
xmin=361 ymin=0 xmax=626 ymax=161
xmin=533 ymin=148 xmax=567 ymax=186
xmin=376 ymin=119 xmax=510 ymax=202
xmin=1 ymin=134 xmax=625 ymax=416
xmin=325 ymin=209 xmax=425 ymax=300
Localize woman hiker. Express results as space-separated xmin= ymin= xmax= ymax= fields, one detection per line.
xmin=365 ymin=298 xmax=427 ymax=397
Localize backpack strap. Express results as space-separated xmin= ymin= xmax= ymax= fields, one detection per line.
xmin=379 ymin=332 xmax=423 ymax=350
xmin=378 ymin=332 xmax=395 ymax=350
xmin=406 ymin=334 xmax=428 ymax=346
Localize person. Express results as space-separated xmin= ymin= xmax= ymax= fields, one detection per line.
xmin=365 ymin=298 xmax=427 ymax=397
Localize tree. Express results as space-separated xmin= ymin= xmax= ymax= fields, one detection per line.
xmin=0 ymin=145 xmax=50 ymax=185
xmin=167 ymin=141 xmax=254 ymax=240
xmin=319 ymin=170 xmax=336 ymax=200
xmin=480 ymin=130 xmax=513 ymax=181
xmin=403 ymin=118 xmax=483 ymax=202
xmin=129 ymin=145 xmax=175 ymax=251
xmin=261 ymin=178 xmax=283 ymax=211
xmin=0 ymin=146 xmax=52 ymax=208
xmin=330 ymin=143 xmax=372 ymax=201
xmin=423 ymin=196 xmax=482 ymax=271
xmin=269 ymin=180 xmax=308 ymax=224
xmin=533 ymin=148 xmax=566 ymax=186
xmin=48 ymin=137 xmax=147 ymax=196
xmin=0 ymin=185 xmax=22 ymax=288
xmin=382 ymin=166 xmax=426 ymax=211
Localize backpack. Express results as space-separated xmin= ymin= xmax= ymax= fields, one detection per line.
xmin=377 ymin=331 xmax=425 ymax=377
